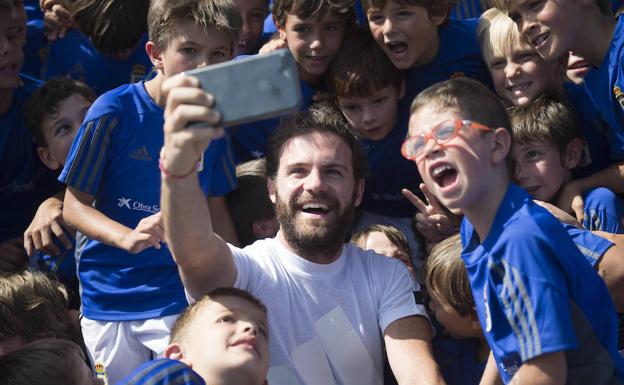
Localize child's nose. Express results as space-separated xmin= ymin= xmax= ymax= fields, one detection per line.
xmin=382 ymin=17 xmax=394 ymax=35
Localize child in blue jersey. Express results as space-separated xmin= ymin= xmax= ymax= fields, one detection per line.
xmin=510 ymin=95 xmax=624 ymax=234
xmin=404 ymin=77 xmax=624 ymax=383
xmin=0 ymin=0 xmax=61 ymax=272
xmin=500 ymin=0 xmax=624 ymax=222
xmin=23 ymin=77 xmax=95 ymax=307
xmin=363 ymin=0 xmax=492 ymax=114
xmin=58 ymin=0 xmax=241 ymax=383
xmin=423 ymin=234 xmax=489 ymax=385
xmin=22 ymin=0 xmax=153 ymax=95
xmin=326 ymin=32 xmax=426 ymax=264
xmin=119 ymin=288 xmax=269 ymax=385
xmin=231 ymin=0 xmax=355 ymax=162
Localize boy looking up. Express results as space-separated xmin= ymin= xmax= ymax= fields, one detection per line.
xmin=232 ymin=0 xmax=354 ymax=162
xmin=363 ymin=0 xmax=492 ymax=111
xmin=24 ymin=77 xmax=95 ymax=306
xmin=58 ymin=0 xmax=241 ymax=382
xmin=119 ymin=287 xmax=270 ymax=385
xmin=404 ymin=77 xmax=624 ymax=383
xmin=164 ymin=287 xmax=269 ymax=385
xmin=510 ymin=95 xmax=624 ymax=234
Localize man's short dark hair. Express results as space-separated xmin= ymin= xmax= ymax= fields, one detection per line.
xmin=265 ymin=106 xmax=368 ymax=180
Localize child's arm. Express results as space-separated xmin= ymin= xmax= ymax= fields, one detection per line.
xmin=591 ymin=231 xmax=624 ymax=312
xmin=557 ymin=161 xmax=624 ymax=222
xmin=63 ymin=186 xmax=163 ymax=254
xmin=508 ymin=352 xmax=566 ymax=385
xmin=23 ymin=191 xmax=74 ymax=257
xmin=479 ymin=352 xmax=503 ymax=385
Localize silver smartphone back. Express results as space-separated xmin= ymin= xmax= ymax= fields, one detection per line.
xmin=183 ymin=49 xmax=302 ymax=127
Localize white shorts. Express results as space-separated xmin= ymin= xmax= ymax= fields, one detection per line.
xmin=81 ymin=314 xmax=179 ymax=385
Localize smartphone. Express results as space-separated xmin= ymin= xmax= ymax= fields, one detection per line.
xmin=183 ymin=49 xmax=302 ymax=127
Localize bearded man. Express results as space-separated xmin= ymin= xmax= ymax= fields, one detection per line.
xmin=159 ymin=75 xmax=444 ymax=385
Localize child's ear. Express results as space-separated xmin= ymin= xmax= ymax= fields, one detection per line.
xmin=491 ymin=127 xmax=512 ymax=165
xmin=428 ymin=11 xmax=446 ymax=27
xmin=563 ymin=138 xmax=583 ymax=169
xmin=267 ymin=178 xmax=277 ymax=204
xmin=37 ymin=146 xmax=62 ymax=170
xmin=274 ymin=15 xmax=287 ymax=41
xmin=164 ymin=343 xmax=191 ymax=366
xmin=145 ymin=41 xmax=164 ymax=71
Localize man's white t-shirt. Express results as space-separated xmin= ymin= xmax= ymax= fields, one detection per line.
xmin=228 ymin=237 xmax=427 ymax=385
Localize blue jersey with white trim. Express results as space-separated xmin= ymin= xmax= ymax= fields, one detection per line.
xmin=401 ymin=19 xmax=492 ymax=112
xmin=582 ymin=187 xmax=624 ymax=234
xmin=461 ymin=183 xmax=624 ymax=383
xmin=583 ymin=16 xmax=624 ymax=160
xmin=59 ymin=81 xmax=236 ymax=321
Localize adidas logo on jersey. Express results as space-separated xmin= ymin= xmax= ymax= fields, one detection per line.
xmin=129 ymin=145 xmax=153 ymax=161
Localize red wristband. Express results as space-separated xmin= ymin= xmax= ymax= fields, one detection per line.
xmin=159 ymin=158 xmax=197 ymax=179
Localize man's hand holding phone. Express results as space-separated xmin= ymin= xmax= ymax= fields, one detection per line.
xmin=161 ymin=75 xmax=224 ymax=177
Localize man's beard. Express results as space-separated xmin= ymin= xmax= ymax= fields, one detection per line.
xmin=275 ymin=189 xmax=357 ymax=260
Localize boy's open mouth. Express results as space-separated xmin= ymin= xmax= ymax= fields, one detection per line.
xmin=431 ymin=164 xmax=457 ymax=189
xmin=387 ymin=41 xmax=407 ymax=55
xmin=531 ymin=33 xmax=550 ymax=50
xmin=507 ymin=82 xmax=531 ymax=93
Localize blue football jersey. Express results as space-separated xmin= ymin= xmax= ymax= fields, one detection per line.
xmin=59 ymin=81 xmax=236 ymax=321
xmin=583 ymin=16 xmax=624 ymax=159
xmin=461 ymin=183 xmax=624 ymax=383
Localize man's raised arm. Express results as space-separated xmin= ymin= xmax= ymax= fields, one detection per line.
xmin=160 ymin=75 xmax=237 ymax=299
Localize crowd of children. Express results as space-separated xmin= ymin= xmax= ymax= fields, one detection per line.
xmin=1 ymin=0 xmax=624 ymax=383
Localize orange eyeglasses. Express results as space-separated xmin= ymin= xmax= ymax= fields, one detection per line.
xmin=401 ymin=119 xmax=493 ymax=162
